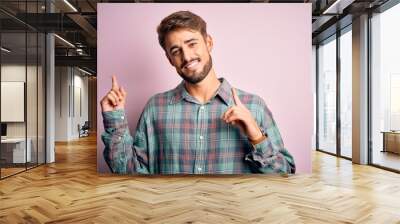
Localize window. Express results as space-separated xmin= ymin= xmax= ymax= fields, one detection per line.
xmin=340 ymin=27 xmax=352 ymax=158
xmin=317 ymin=36 xmax=337 ymax=154
xmin=371 ymin=2 xmax=400 ymax=171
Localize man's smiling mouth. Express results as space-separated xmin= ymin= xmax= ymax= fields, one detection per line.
xmin=184 ymin=59 xmax=200 ymax=70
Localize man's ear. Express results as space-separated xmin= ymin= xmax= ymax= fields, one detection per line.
xmin=206 ymin=34 xmax=213 ymax=52
xmin=165 ymin=52 xmax=173 ymax=66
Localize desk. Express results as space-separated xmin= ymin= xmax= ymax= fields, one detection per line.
xmin=381 ymin=131 xmax=400 ymax=154
xmin=1 ymin=138 xmax=31 ymax=163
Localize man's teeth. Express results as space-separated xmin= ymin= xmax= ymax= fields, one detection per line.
xmin=186 ymin=60 xmax=199 ymax=68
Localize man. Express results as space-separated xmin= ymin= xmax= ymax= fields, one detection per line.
xmin=101 ymin=10 xmax=295 ymax=174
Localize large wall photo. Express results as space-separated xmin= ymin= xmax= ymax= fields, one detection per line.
xmin=97 ymin=3 xmax=313 ymax=174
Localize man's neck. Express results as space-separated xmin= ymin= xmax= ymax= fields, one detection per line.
xmin=184 ymin=69 xmax=221 ymax=104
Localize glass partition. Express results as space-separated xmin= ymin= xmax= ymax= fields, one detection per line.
xmin=0 ymin=1 xmax=46 ymax=179
xmin=317 ymin=35 xmax=337 ymax=154
xmin=1 ymin=30 xmax=28 ymax=177
xmin=27 ymin=30 xmax=38 ymax=169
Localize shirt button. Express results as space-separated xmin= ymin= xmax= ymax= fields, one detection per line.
xmin=197 ymin=167 xmax=202 ymax=172
xmin=199 ymin=135 xmax=204 ymax=140
xmin=200 ymin=106 xmax=205 ymax=110
xmin=118 ymin=136 xmax=122 ymax=140
xmin=121 ymin=116 xmax=124 ymax=120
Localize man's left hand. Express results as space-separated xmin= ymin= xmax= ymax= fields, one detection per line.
xmin=221 ymin=88 xmax=263 ymax=141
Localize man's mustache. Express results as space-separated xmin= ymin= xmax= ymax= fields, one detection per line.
xmin=181 ymin=58 xmax=200 ymax=69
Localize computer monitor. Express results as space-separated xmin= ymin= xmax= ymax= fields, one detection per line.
xmin=1 ymin=123 xmax=7 ymax=138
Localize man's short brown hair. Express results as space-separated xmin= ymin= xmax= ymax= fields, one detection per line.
xmin=157 ymin=10 xmax=207 ymax=50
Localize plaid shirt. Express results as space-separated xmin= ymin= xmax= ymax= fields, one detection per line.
xmin=101 ymin=78 xmax=295 ymax=174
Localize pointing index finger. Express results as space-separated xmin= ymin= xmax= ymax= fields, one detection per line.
xmin=112 ymin=75 xmax=119 ymax=90
xmin=231 ymin=88 xmax=242 ymax=106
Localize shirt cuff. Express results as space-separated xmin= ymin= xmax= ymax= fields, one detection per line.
xmin=252 ymin=137 xmax=273 ymax=155
xmin=102 ymin=109 xmax=129 ymax=130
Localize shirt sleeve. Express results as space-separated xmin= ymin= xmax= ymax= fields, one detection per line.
xmin=244 ymin=100 xmax=296 ymax=174
xmin=101 ymin=109 xmax=150 ymax=174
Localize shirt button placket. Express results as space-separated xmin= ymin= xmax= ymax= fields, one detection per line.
xmin=196 ymin=104 xmax=206 ymax=174
xmin=200 ymin=105 xmax=207 ymax=174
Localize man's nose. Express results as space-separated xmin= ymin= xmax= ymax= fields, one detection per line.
xmin=181 ymin=46 xmax=193 ymax=64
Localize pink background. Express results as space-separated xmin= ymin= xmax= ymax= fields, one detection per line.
xmin=97 ymin=3 xmax=313 ymax=173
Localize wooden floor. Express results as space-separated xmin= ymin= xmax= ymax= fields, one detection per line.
xmin=1 ymin=135 xmax=400 ymax=223
xmin=372 ymin=151 xmax=400 ymax=171
xmin=0 ymin=167 xmax=26 ymax=178
xmin=1 ymin=163 xmax=45 ymax=178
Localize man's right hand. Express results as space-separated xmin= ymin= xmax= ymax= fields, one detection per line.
xmin=101 ymin=75 xmax=127 ymax=112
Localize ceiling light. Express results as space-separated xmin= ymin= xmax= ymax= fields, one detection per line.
xmin=322 ymin=0 xmax=355 ymax=15
xmin=1 ymin=47 xmax=11 ymax=53
xmin=78 ymin=67 xmax=93 ymax=76
xmin=54 ymin=34 xmax=75 ymax=48
xmin=63 ymin=0 xmax=78 ymax=12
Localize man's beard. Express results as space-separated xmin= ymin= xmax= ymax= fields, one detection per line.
xmin=177 ymin=55 xmax=213 ymax=85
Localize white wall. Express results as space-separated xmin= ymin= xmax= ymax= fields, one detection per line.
xmin=70 ymin=71 xmax=89 ymax=139
xmin=55 ymin=66 xmax=69 ymax=141
xmin=1 ymin=65 xmax=26 ymax=135
xmin=1 ymin=64 xmax=46 ymax=164
xmin=54 ymin=67 xmax=89 ymax=141
xmin=1 ymin=65 xmax=42 ymax=137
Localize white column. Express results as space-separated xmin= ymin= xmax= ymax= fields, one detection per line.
xmin=352 ymin=14 xmax=369 ymax=164
xmin=45 ymin=0 xmax=55 ymax=163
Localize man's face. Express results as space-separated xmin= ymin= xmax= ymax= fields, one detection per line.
xmin=164 ymin=28 xmax=213 ymax=84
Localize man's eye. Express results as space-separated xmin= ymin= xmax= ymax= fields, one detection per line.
xmin=189 ymin=43 xmax=197 ymax=47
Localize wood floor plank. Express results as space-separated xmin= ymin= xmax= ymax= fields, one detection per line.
xmin=0 ymin=134 xmax=400 ymax=223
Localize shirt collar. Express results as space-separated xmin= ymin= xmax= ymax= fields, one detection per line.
xmin=169 ymin=77 xmax=233 ymax=106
